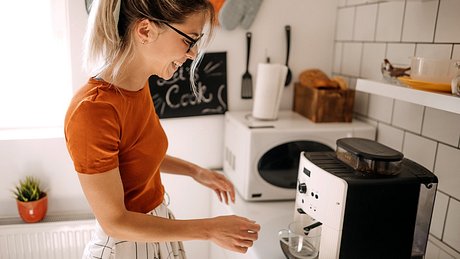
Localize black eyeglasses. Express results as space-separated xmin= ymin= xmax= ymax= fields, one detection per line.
xmin=163 ymin=23 xmax=204 ymax=53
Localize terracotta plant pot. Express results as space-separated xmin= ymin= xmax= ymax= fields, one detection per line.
xmin=16 ymin=193 xmax=48 ymax=223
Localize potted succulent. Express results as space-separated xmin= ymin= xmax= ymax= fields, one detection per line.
xmin=13 ymin=176 xmax=48 ymax=223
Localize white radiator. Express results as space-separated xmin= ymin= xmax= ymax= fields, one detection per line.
xmin=0 ymin=214 xmax=95 ymax=259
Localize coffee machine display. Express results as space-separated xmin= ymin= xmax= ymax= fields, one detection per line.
xmin=290 ymin=138 xmax=438 ymax=259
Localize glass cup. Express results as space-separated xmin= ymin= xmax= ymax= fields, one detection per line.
xmin=452 ymin=75 xmax=460 ymax=96
xmin=279 ymin=221 xmax=321 ymax=259
xmin=411 ymin=57 xmax=460 ymax=84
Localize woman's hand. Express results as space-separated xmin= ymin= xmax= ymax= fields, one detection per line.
xmin=207 ymin=215 xmax=261 ymax=253
xmin=192 ymin=168 xmax=236 ymax=204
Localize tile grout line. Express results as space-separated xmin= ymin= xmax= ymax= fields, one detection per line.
xmin=399 ymin=0 xmax=407 ymax=42
xmin=432 ymin=0 xmax=441 ymax=43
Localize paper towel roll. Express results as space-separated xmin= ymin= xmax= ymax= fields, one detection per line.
xmin=252 ymin=63 xmax=288 ymax=120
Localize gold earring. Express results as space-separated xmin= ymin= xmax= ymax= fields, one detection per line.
xmin=142 ymin=40 xmax=147 ymax=44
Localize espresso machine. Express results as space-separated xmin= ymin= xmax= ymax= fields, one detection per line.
xmin=292 ymin=138 xmax=438 ymax=259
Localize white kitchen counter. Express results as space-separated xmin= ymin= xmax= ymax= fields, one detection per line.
xmin=210 ymin=191 xmax=295 ymax=259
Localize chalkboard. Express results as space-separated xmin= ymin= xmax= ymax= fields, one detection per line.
xmin=149 ymin=52 xmax=227 ymax=119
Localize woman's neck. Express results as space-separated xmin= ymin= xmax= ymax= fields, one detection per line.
xmin=100 ymin=57 xmax=151 ymax=92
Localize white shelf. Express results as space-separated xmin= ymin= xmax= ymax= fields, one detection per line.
xmin=356 ymin=79 xmax=460 ymax=115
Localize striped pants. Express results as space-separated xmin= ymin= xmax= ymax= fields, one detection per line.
xmin=82 ymin=198 xmax=187 ymax=259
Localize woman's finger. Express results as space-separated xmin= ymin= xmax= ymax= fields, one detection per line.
xmin=214 ymin=189 xmax=222 ymax=202
xmin=232 ymin=245 xmax=248 ymax=254
xmin=236 ymin=239 xmax=254 ymax=248
xmin=217 ymin=176 xmax=236 ymax=203
xmin=222 ymin=191 xmax=229 ymax=205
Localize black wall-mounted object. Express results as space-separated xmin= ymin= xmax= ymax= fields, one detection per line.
xmin=149 ymin=52 xmax=228 ymax=119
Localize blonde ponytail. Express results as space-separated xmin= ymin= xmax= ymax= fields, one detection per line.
xmin=84 ymin=0 xmax=126 ymax=81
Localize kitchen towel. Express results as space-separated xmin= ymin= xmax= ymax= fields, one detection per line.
xmin=252 ymin=63 xmax=288 ymax=120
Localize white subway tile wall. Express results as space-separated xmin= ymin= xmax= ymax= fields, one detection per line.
xmin=336 ymin=7 xmax=355 ymax=41
xmin=386 ymin=43 xmax=415 ymax=66
xmin=353 ymin=91 xmax=369 ymax=115
xmin=333 ymin=43 xmax=343 ymax=73
xmin=430 ymin=192 xmax=449 ymax=239
xmin=439 ymin=250 xmax=456 ymax=259
xmin=402 ymin=0 xmax=438 ymax=42
xmin=422 ymin=108 xmax=460 ymax=147
xmin=333 ymin=1 xmax=460 ymax=256
xmin=444 ymin=199 xmax=460 ymax=254
xmin=403 ymin=132 xmax=437 ymax=171
xmin=361 ymin=43 xmax=386 ymax=80
xmin=342 ymin=42 xmax=363 ymax=76
xmin=376 ymin=122 xmax=404 ymax=151
xmin=453 ymin=45 xmax=460 ymax=59
xmin=346 ymin=0 xmax=370 ymax=6
xmin=426 ymin=241 xmax=441 ymax=259
xmin=392 ymin=100 xmax=424 ymax=134
xmin=354 ymin=4 xmax=378 ymax=41
xmin=434 ymin=144 xmax=460 ymax=198
xmin=415 ymin=44 xmax=453 ymax=59
xmin=435 ymin=0 xmax=460 ymax=43
xmin=375 ymin=1 xmax=405 ymax=42
xmin=367 ymin=94 xmax=393 ymax=123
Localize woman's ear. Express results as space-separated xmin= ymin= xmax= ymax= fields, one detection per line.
xmin=135 ymin=19 xmax=156 ymax=44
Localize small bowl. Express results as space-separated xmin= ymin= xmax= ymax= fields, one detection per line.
xmin=410 ymin=57 xmax=460 ymax=84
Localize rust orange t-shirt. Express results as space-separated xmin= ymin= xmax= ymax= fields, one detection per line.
xmin=64 ymin=78 xmax=168 ymax=213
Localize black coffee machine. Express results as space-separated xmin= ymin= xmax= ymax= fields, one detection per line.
xmin=292 ymin=138 xmax=438 ymax=259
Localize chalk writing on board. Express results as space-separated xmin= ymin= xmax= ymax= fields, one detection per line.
xmin=149 ymin=52 xmax=227 ymax=119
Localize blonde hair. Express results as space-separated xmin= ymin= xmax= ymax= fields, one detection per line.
xmin=84 ymin=0 xmax=215 ymax=93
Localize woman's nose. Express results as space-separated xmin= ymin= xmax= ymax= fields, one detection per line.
xmin=186 ymin=47 xmax=198 ymax=60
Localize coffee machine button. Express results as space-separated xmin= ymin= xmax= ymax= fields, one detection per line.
xmin=298 ymin=183 xmax=307 ymax=193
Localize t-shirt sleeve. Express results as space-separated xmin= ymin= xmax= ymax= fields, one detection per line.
xmin=65 ymin=100 xmax=121 ymax=174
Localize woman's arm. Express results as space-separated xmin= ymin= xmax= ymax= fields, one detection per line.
xmin=160 ymin=155 xmax=236 ymax=204
xmin=77 ymin=168 xmax=260 ymax=253
xmin=159 ymin=155 xmax=200 ymax=176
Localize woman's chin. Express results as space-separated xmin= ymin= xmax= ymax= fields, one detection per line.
xmin=155 ymin=71 xmax=174 ymax=81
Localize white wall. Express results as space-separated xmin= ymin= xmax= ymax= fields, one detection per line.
xmin=0 ymin=1 xmax=338 ymax=258
xmin=0 ymin=136 xmax=90 ymax=217
xmin=332 ymin=1 xmax=460 ymax=258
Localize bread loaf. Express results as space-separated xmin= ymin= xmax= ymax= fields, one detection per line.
xmin=299 ymin=69 xmax=339 ymax=89
xmin=331 ymin=76 xmax=348 ymax=90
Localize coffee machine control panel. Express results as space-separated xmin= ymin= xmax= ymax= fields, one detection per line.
xmin=295 ymin=152 xmax=348 ymax=231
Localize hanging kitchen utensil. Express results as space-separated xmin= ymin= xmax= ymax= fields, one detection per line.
xmin=284 ymin=25 xmax=292 ymax=86
xmin=241 ymin=32 xmax=253 ymax=99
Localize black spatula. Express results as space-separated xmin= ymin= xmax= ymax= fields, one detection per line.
xmin=241 ymin=32 xmax=253 ymax=99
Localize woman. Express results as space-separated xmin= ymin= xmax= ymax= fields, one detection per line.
xmin=64 ymin=0 xmax=260 ymax=258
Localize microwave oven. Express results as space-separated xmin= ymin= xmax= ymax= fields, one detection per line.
xmin=223 ymin=111 xmax=376 ymax=201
